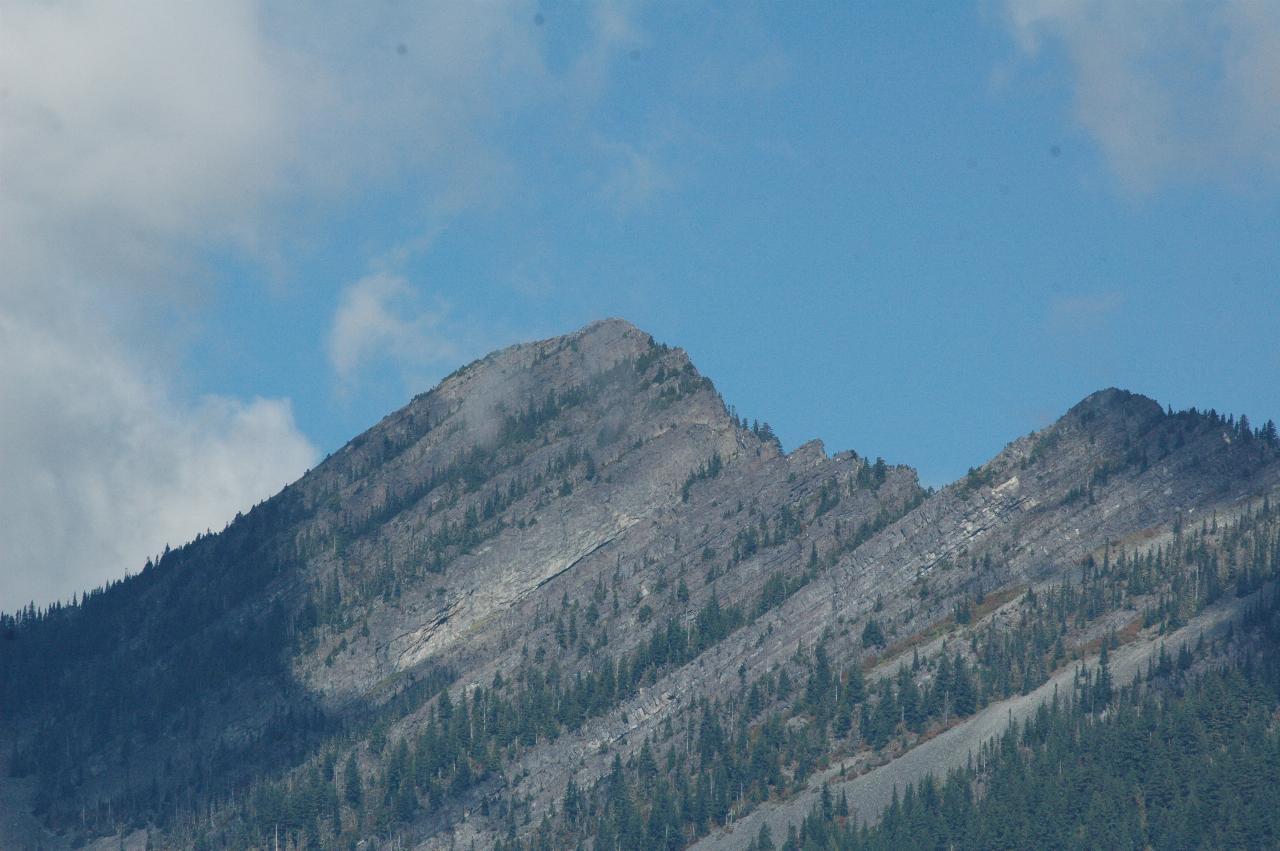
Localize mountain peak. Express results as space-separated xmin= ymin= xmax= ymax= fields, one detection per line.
xmin=573 ymin=316 xmax=650 ymax=339
xmin=1068 ymin=386 xmax=1163 ymax=422
xmin=437 ymin=317 xmax=659 ymax=394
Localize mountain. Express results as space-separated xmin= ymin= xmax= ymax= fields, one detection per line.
xmin=2 ymin=318 xmax=1280 ymax=851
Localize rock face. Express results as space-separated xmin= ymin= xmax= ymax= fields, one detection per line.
xmin=2 ymin=319 xmax=1278 ymax=851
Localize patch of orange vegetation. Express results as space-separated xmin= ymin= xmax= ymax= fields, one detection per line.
xmin=914 ymin=715 xmax=966 ymax=744
xmin=973 ymin=584 xmax=1026 ymax=620
xmin=1077 ymin=614 xmax=1143 ymax=658
xmin=864 ymin=584 xmax=1029 ymax=672
xmin=1117 ymin=615 xmax=1142 ymax=643
xmin=865 ymin=618 xmax=950 ymax=671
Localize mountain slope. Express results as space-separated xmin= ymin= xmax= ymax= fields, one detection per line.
xmin=1 ymin=319 xmax=1278 ymax=851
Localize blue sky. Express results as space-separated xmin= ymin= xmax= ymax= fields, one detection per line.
xmin=4 ymin=0 xmax=1280 ymax=608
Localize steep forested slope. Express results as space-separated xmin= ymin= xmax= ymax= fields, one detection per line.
xmin=736 ymin=574 xmax=1280 ymax=851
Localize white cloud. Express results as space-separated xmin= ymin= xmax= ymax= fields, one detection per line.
xmin=0 ymin=0 xmax=293 ymax=283
xmin=328 ymin=273 xmax=458 ymax=391
xmin=598 ymin=142 xmax=675 ymax=214
xmin=1003 ymin=0 xmax=1280 ymax=192
xmin=0 ymin=311 xmax=316 ymax=609
xmin=1047 ymin=291 xmax=1123 ymax=334
xmin=0 ymin=0 xmax=560 ymax=281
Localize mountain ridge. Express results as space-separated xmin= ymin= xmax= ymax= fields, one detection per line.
xmin=2 ymin=318 xmax=1279 ymax=851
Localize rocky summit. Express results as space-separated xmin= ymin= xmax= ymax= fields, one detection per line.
xmin=3 ymin=319 xmax=1280 ymax=850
